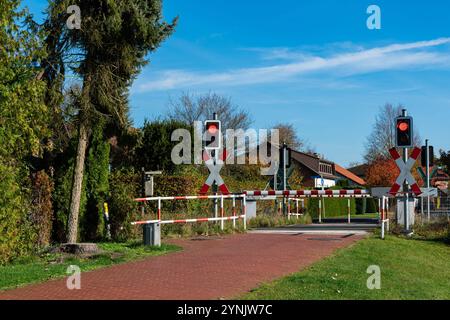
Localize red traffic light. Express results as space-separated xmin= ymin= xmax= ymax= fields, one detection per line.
xmin=207 ymin=123 xmax=218 ymax=134
xmin=395 ymin=116 xmax=413 ymax=148
xmin=397 ymin=121 xmax=409 ymax=132
xmin=204 ymin=120 xmax=221 ymax=150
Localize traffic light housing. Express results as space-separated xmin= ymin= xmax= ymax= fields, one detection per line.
xmin=279 ymin=145 xmax=292 ymax=168
xmin=395 ymin=116 xmax=413 ymax=148
xmin=204 ymin=120 xmax=221 ymax=150
xmin=421 ymin=146 xmax=434 ymax=167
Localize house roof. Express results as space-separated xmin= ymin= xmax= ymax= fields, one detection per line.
xmin=290 ymin=149 xmax=337 ymax=180
xmin=347 ymin=164 xmax=369 ymax=178
xmin=335 ymin=164 xmax=366 ymax=186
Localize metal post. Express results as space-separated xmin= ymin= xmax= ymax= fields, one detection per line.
xmin=243 ymin=195 xmax=247 ymax=230
xmin=319 ymin=197 xmax=322 ymax=223
xmin=213 ymin=112 xmax=219 ymax=222
xmin=157 ymin=197 xmax=161 ymax=220
xmin=287 ymin=198 xmax=291 ymax=220
xmin=426 ymin=139 xmax=431 ymax=222
xmin=347 ymin=198 xmax=351 ymax=224
xmin=402 ymin=109 xmax=410 ymax=234
xmin=283 ymin=145 xmax=287 ymax=192
xmin=283 ymin=144 xmax=287 ymax=216
xmin=378 ymin=198 xmax=381 ymax=222
xmin=232 ymin=197 xmax=236 ymax=229
xmin=220 ymin=195 xmax=224 ymax=230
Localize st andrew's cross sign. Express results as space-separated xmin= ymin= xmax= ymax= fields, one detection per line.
xmin=388 ymin=147 xmax=422 ymax=197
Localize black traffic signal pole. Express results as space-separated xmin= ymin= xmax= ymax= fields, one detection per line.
xmin=401 ymin=109 xmax=411 ymax=234
xmin=213 ymin=112 xmax=218 ymax=220
xmin=425 ymin=139 xmax=431 ymax=222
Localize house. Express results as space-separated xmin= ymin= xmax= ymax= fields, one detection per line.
xmin=258 ymin=143 xmax=366 ymax=189
xmin=347 ymin=164 xmax=369 ymax=181
xmin=334 ymin=164 xmax=366 ymax=187
xmin=432 ymin=169 xmax=449 ymax=193
xmin=290 ymin=150 xmax=338 ymax=188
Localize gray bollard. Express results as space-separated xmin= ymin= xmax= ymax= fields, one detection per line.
xmin=142 ymin=222 xmax=161 ymax=247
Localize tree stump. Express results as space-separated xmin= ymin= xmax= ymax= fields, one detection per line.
xmin=59 ymin=243 xmax=100 ymax=255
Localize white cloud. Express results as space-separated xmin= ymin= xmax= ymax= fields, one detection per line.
xmin=135 ymin=38 xmax=450 ymax=92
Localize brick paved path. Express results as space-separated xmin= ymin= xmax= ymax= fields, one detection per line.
xmin=0 ymin=233 xmax=363 ymax=300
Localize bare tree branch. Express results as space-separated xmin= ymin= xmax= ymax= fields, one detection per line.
xmin=167 ymin=91 xmax=252 ymax=130
xmin=364 ymin=103 xmax=421 ymax=162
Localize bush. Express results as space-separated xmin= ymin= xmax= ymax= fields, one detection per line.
xmin=82 ymin=121 xmax=110 ymax=241
xmin=366 ymin=197 xmax=378 ymax=213
xmin=134 ymin=119 xmax=192 ymax=175
xmin=412 ymin=219 xmax=450 ymax=242
xmin=109 ymin=169 xmax=140 ymax=242
xmin=30 ymin=170 xmax=54 ymax=248
xmin=249 ymin=214 xmax=312 ymax=228
xmin=52 ymin=150 xmax=87 ymax=243
xmin=307 ymin=198 xmax=356 ymax=218
xmin=0 ymin=164 xmax=35 ymax=264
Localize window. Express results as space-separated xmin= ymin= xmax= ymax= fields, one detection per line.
xmin=319 ymin=162 xmax=333 ymax=174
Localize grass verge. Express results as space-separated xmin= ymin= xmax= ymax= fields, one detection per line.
xmin=241 ymin=235 xmax=450 ymax=300
xmin=248 ymin=214 xmax=312 ymax=228
xmin=0 ymin=242 xmax=180 ymax=291
xmin=329 ymin=213 xmax=380 ymax=219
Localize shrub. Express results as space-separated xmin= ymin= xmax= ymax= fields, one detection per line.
xmin=249 ymin=214 xmax=312 ymax=228
xmin=0 ymin=164 xmax=35 ymax=264
xmin=134 ymin=119 xmax=192 ymax=175
xmin=366 ymin=197 xmax=378 ymax=213
xmin=109 ymin=169 xmax=140 ymax=242
xmin=30 ymin=170 xmax=54 ymax=248
xmin=82 ymin=121 xmax=110 ymax=241
xmin=307 ymin=198 xmax=356 ymax=218
xmin=52 ymin=142 xmax=87 ymax=243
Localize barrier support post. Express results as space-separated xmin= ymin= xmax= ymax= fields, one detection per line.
xmin=243 ymin=194 xmax=247 ymax=230
xmin=220 ymin=195 xmax=224 ymax=231
xmin=288 ymin=198 xmax=291 ymax=220
xmin=157 ymin=197 xmax=161 ymax=220
xmin=378 ymin=198 xmax=381 ymax=222
xmin=347 ymin=198 xmax=351 ymax=224
xmin=318 ymin=197 xmax=322 ymax=224
xmin=232 ymin=197 xmax=236 ymax=229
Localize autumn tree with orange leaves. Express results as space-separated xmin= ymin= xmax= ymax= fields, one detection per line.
xmin=366 ymin=156 xmax=424 ymax=187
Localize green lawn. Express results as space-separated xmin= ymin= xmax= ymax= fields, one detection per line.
xmin=241 ymin=235 xmax=450 ymax=300
xmin=330 ymin=213 xmax=380 ymax=219
xmin=0 ymin=242 xmax=180 ymax=291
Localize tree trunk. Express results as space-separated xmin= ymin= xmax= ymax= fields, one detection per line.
xmin=67 ymin=121 xmax=89 ymax=243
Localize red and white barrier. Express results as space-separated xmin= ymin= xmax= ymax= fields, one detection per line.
xmin=286 ymin=198 xmax=305 ymax=220
xmin=131 ymin=215 xmax=246 ymax=226
xmin=244 ymin=189 xmax=370 ymax=197
xmin=132 ymin=194 xmax=247 ymax=230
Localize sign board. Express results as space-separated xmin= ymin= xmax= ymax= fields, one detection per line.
xmin=142 ymin=170 xmax=162 ymax=197
xmin=199 ymin=150 xmax=230 ymax=195
xmin=388 ymin=147 xmax=422 ymax=196
xmin=396 ymin=198 xmax=416 ymax=227
xmin=372 ymin=187 xmax=437 ymax=198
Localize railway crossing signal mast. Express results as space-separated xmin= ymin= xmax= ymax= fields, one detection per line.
xmin=395 ymin=109 xmax=414 ymax=234
xmin=204 ymin=114 xmax=221 ymax=218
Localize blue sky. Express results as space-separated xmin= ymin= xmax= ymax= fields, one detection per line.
xmin=25 ymin=0 xmax=450 ymax=166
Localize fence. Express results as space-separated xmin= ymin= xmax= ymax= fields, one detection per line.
xmin=418 ymin=194 xmax=450 ymax=219
xmin=132 ymin=194 xmax=247 ymax=230
xmin=245 ymin=189 xmax=372 ymax=223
